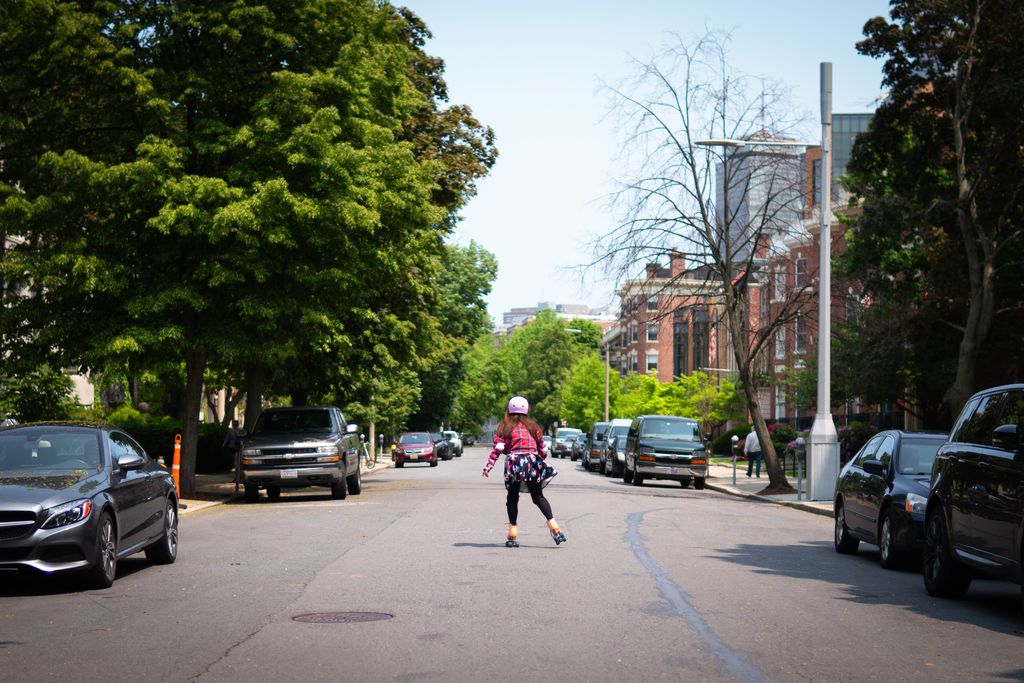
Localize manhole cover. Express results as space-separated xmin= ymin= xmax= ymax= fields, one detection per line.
xmin=291 ymin=612 xmax=393 ymax=624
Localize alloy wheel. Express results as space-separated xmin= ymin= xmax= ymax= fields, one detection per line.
xmin=99 ymin=516 xmax=116 ymax=583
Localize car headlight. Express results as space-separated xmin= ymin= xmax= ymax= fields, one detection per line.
xmin=905 ymin=493 xmax=927 ymax=515
xmin=42 ymin=499 xmax=93 ymax=530
xmin=316 ymin=445 xmax=339 ymax=455
xmin=241 ymin=447 xmax=262 ymax=457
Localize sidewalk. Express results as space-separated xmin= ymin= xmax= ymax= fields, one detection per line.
xmin=705 ymin=462 xmax=832 ymax=517
xmin=177 ymin=455 xmax=396 ymax=515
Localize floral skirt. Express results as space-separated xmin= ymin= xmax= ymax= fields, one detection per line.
xmin=503 ymin=452 xmax=558 ymax=491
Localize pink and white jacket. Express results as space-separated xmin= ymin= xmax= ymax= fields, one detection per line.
xmin=483 ymin=423 xmax=548 ymax=474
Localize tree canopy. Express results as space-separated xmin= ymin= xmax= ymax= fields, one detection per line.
xmin=0 ymin=1 xmax=496 ymax=492
xmin=841 ymin=0 xmax=1024 ymax=424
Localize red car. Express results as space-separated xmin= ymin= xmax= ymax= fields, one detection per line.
xmin=393 ymin=432 xmax=439 ymax=468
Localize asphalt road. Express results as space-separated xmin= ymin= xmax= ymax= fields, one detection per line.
xmin=2 ymin=445 xmax=1022 ymax=682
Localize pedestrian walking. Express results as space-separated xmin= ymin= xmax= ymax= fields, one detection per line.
xmin=223 ymin=419 xmax=242 ymax=491
xmin=744 ymin=427 xmax=763 ymax=478
xmin=482 ymin=396 xmax=565 ymax=547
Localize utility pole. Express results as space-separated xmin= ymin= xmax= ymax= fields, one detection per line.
xmin=807 ymin=62 xmax=839 ymax=501
xmin=604 ymin=342 xmax=610 ymax=421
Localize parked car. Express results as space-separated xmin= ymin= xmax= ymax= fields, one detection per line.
xmin=583 ymin=421 xmax=609 ymax=472
xmin=394 ymin=432 xmax=439 ymax=467
xmin=623 ymin=415 xmax=707 ymax=488
xmin=571 ymin=433 xmax=589 ymax=462
xmin=431 ymin=432 xmax=453 ymax=461
xmin=240 ymin=406 xmax=362 ymax=502
xmin=553 ymin=428 xmax=583 ymax=458
xmin=833 ymin=430 xmax=946 ymax=568
xmin=443 ymin=430 xmax=463 ymax=457
xmin=923 ymin=385 xmax=1024 ymax=603
xmin=603 ymin=418 xmax=633 ymax=477
xmin=541 ymin=435 xmax=553 ymax=453
xmin=0 ymin=422 xmax=178 ymax=589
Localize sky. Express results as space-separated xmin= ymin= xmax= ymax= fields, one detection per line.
xmin=399 ymin=1 xmax=893 ymax=327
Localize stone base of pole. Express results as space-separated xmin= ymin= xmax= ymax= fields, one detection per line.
xmin=807 ymin=412 xmax=839 ymax=502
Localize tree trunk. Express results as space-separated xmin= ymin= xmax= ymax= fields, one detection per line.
xmin=180 ymin=348 xmax=208 ymax=496
xmin=243 ymin=365 xmax=263 ymax=430
xmin=221 ymin=388 xmax=245 ymax=427
xmin=727 ymin=295 xmax=793 ymax=492
xmin=741 ymin=377 xmax=791 ymax=492
xmin=946 ymin=39 xmax=996 ymax=420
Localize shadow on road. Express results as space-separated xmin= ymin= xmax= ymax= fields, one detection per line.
xmin=713 ymin=540 xmax=1024 ymax=635
xmin=0 ymin=557 xmax=153 ymax=597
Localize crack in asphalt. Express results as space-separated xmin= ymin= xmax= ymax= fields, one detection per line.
xmin=627 ymin=509 xmax=769 ymax=683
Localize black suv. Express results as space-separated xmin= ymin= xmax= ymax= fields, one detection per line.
xmin=623 ymin=415 xmax=707 ymax=489
xmin=240 ymin=406 xmax=362 ymax=502
xmin=924 ymin=384 xmax=1024 ymax=605
xmin=582 ymin=422 xmax=608 ymax=472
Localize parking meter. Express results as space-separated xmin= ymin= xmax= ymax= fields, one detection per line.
xmin=731 ymin=435 xmax=740 ymax=485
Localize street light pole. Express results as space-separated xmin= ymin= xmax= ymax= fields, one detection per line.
xmin=807 ymin=62 xmax=839 ymax=501
xmin=604 ymin=342 xmax=610 ymax=422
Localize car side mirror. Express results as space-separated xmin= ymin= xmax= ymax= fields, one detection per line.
xmin=992 ymin=423 xmax=1019 ymax=452
xmin=117 ymin=452 xmax=145 ymax=471
xmin=346 ymin=423 xmax=358 ymax=434
xmin=862 ymin=459 xmax=886 ymax=476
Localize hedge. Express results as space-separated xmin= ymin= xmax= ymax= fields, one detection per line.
xmin=101 ymin=408 xmax=233 ymax=473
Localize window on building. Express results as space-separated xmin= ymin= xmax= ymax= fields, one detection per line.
xmin=795 ymin=258 xmax=807 ymax=288
xmin=630 ymin=351 xmax=638 ymax=373
xmin=775 ymin=385 xmax=787 ymax=420
xmin=673 ymin=312 xmax=689 ymax=378
xmin=775 ymin=326 xmax=786 ymax=359
xmin=759 ymin=283 xmax=770 ymax=321
xmin=647 ymin=322 xmax=658 ymax=342
xmin=812 ymin=158 xmax=822 ymax=206
xmin=795 ymin=314 xmax=807 ymax=354
xmin=774 ymin=269 xmax=787 ymax=301
xmin=647 ymin=295 xmax=658 ymax=311
xmin=629 ymin=324 xmax=638 ymax=343
xmin=692 ymin=307 xmax=708 ymax=370
xmin=646 ymin=352 xmax=658 ymax=373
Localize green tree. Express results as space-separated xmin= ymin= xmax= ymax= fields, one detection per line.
xmin=0 ymin=2 xmax=493 ymax=493
xmin=0 ymin=364 xmax=77 ymax=422
xmin=559 ymin=353 xmax=620 ymax=431
xmin=670 ymin=371 xmax=742 ymax=435
xmin=406 ymin=241 xmax=498 ymax=430
xmin=451 ymin=333 xmax=510 ymax=436
xmin=500 ymin=310 xmax=582 ymax=430
xmin=846 ymin=0 xmax=1024 ymax=422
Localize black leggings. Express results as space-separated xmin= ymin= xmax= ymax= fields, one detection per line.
xmin=506 ymin=480 xmax=553 ymax=525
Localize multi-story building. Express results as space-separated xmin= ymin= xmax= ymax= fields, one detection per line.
xmin=609 ymin=113 xmax=895 ymax=431
xmin=613 ymin=252 xmax=718 ymax=382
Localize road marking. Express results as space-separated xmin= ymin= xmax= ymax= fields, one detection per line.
xmin=627 ymin=509 xmax=768 ymax=683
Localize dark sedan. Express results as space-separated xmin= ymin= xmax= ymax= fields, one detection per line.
xmin=833 ymin=429 xmax=945 ymax=569
xmin=431 ymin=432 xmax=453 ymax=461
xmin=0 ymin=423 xmax=178 ymax=589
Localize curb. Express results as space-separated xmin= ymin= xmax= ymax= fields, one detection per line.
xmin=705 ymin=481 xmax=832 ymax=518
xmin=179 ymin=459 xmax=394 ymax=515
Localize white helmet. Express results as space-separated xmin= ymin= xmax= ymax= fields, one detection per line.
xmin=507 ymin=396 xmax=529 ymax=415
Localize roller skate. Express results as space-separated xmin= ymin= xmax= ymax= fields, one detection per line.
xmin=505 ymin=524 xmax=519 ymax=548
xmin=547 ymin=519 xmax=566 ymax=545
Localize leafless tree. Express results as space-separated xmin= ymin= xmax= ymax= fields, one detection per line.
xmin=593 ymin=32 xmax=819 ymax=492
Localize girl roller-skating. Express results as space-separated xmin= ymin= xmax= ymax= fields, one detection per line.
xmin=482 ymin=395 xmax=565 ymax=547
